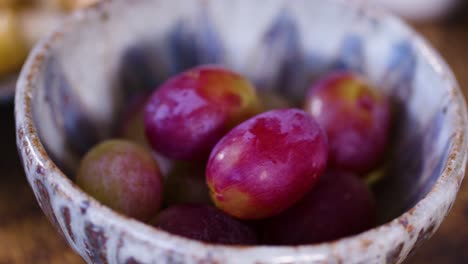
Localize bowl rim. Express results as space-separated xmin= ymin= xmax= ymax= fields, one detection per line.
xmin=14 ymin=0 xmax=468 ymax=261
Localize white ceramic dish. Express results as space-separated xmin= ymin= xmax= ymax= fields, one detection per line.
xmin=15 ymin=0 xmax=467 ymax=263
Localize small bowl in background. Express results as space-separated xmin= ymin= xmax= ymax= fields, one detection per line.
xmin=15 ymin=0 xmax=468 ymax=263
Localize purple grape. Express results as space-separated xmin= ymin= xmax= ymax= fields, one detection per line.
xmin=262 ymin=169 xmax=376 ymax=245
xmin=154 ymin=204 xmax=258 ymax=245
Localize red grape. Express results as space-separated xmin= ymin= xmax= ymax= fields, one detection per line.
xmin=207 ymin=109 xmax=328 ymax=219
xmin=144 ymin=65 xmax=261 ymax=161
xmin=304 ymin=71 xmax=391 ymax=175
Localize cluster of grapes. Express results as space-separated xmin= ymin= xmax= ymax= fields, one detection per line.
xmin=76 ymin=65 xmax=391 ymax=245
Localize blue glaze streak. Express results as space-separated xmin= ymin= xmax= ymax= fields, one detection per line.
xmin=419 ymin=110 xmax=450 ymax=200
xmin=250 ymin=9 xmax=307 ymax=101
xmin=120 ymin=46 xmax=160 ymax=95
xmin=168 ymin=8 xmax=224 ymax=74
xmin=334 ymin=34 xmax=364 ymax=73
xmin=44 ymin=56 xmax=99 ymax=159
xmin=383 ymin=41 xmax=417 ymax=100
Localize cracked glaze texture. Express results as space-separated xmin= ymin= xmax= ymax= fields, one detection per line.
xmin=15 ymin=0 xmax=468 ymax=263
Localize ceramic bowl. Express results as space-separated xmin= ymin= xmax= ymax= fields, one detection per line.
xmin=15 ymin=0 xmax=468 ymax=263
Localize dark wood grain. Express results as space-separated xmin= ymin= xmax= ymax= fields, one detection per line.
xmin=0 ymin=13 xmax=467 ymax=264
xmin=0 ymin=104 xmax=84 ymax=264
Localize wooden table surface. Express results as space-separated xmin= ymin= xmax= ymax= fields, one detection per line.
xmin=1 ymin=13 xmax=468 ymax=264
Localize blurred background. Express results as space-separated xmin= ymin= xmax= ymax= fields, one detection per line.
xmin=0 ymin=0 xmax=467 ymax=263
xmin=0 ymin=0 xmax=99 ymax=100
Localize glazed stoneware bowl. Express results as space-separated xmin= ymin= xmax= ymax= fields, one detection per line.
xmin=15 ymin=0 xmax=468 ymax=263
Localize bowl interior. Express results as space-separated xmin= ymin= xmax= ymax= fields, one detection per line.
xmin=31 ymin=0 xmax=456 ymax=224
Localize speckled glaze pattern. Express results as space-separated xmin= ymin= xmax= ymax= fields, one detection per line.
xmin=15 ymin=0 xmax=468 ymax=263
